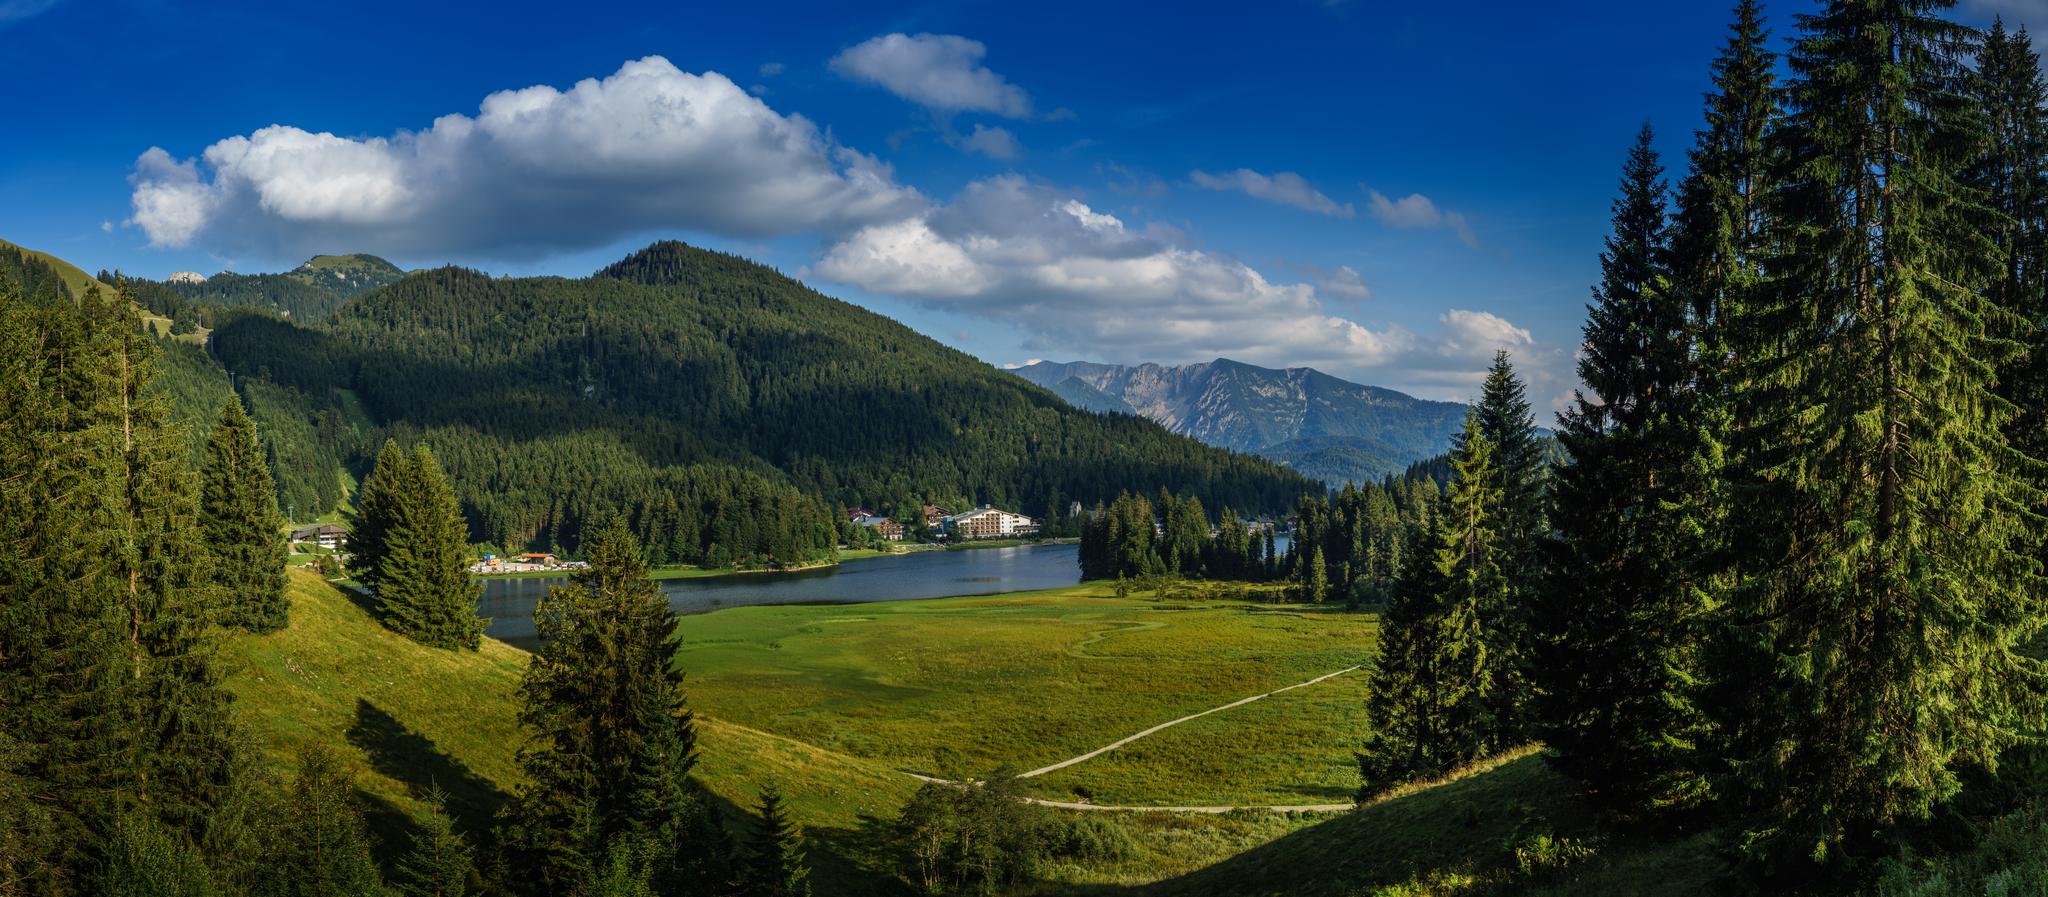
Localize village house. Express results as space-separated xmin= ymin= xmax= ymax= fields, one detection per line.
xmin=852 ymin=513 xmax=906 ymax=541
xmin=940 ymin=505 xmax=1039 ymax=540
xmin=921 ymin=504 xmax=950 ymax=527
xmin=288 ymin=524 xmax=350 ymax=551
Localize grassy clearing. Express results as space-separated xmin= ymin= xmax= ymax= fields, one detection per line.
xmin=1099 ymin=750 xmax=1727 ymax=897
xmin=221 ymin=569 xmax=911 ymax=891
xmin=677 ymin=586 xmax=1375 ymax=797
xmin=1023 ymin=670 xmax=1371 ymax=807
xmin=220 ymin=570 xmax=1763 ymax=896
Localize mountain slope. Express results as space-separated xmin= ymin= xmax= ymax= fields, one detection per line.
xmin=286 ymin=253 xmax=406 ymax=298
xmin=1012 ymin=359 xmax=1468 ymax=483
xmin=201 ymin=241 xmax=1312 ymax=553
xmin=140 ymin=253 xmax=403 ymax=324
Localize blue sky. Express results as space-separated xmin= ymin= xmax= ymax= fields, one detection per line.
xmin=1 ymin=0 xmax=2038 ymax=406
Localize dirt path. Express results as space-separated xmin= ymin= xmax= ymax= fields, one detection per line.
xmin=905 ymin=663 xmax=1365 ymax=812
xmin=1065 ymin=620 xmax=1166 ymax=658
xmin=1014 ymin=664 xmax=1362 ymax=779
xmin=904 ymin=771 xmax=1352 ymax=813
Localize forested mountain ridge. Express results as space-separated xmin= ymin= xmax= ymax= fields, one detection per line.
xmin=184 ymin=240 xmax=1313 ymax=556
xmin=1012 ymin=358 xmax=1469 ymax=483
xmin=284 ymin=253 xmax=406 ymax=297
xmin=105 ymin=252 xmax=407 ymax=326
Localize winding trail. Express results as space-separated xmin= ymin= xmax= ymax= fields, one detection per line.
xmin=906 ymin=663 xmax=1366 ymax=812
xmin=1065 ymin=620 xmax=1166 ymax=658
xmin=1014 ymin=664 xmax=1362 ymax=780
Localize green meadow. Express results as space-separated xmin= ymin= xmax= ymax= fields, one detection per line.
xmin=675 ymin=585 xmax=1377 ymax=804
xmin=217 ymin=570 xmax=1744 ymax=895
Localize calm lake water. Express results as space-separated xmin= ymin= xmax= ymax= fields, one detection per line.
xmin=479 ymin=542 xmax=1082 ymax=648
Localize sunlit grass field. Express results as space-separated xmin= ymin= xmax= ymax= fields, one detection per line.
xmin=1022 ymin=671 xmax=1371 ymax=807
xmin=217 ymin=569 xmax=1747 ymax=895
xmin=675 ymin=585 xmax=1377 ymax=805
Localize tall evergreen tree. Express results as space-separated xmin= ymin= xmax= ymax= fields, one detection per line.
xmin=1471 ymin=351 xmax=1542 ymax=742
xmin=1540 ymin=125 xmax=1714 ymax=816
xmin=393 ymin=788 xmax=475 ymax=897
xmin=350 ymin=439 xmax=410 ymax=586
xmin=272 ymin=746 xmax=390 ymax=897
xmin=497 ymin=514 xmax=724 ymax=896
xmin=106 ymin=283 xmax=242 ymax=845
xmin=1666 ymin=0 xmax=1781 ymax=819
xmin=200 ymin=397 xmax=289 ymax=632
xmin=371 ymin=445 xmax=485 ymax=650
xmin=1303 ymin=545 xmax=1330 ymax=604
xmin=0 ymin=271 xmax=125 ymax=890
xmin=739 ymin=788 xmax=811 ymax=897
xmin=1722 ymin=0 xmax=2048 ymax=866
xmin=1357 ymin=415 xmax=1499 ymax=796
xmin=1971 ymin=20 xmax=2048 ymax=535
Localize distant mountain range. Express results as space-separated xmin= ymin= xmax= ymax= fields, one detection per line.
xmin=1010 ymin=359 xmax=1469 ymax=484
xmin=155 ymin=253 xmax=407 ymax=321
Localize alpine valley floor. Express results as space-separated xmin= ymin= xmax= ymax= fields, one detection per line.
xmin=224 ymin=569 xmax=1742 ymax=894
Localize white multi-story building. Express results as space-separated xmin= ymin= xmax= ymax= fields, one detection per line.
xmin=941 ymin=505 xmax=1039 ymax=540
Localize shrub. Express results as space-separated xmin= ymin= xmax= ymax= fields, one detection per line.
xmin=1052 ymin=816 xmax=1137 ymax=863
xmin=1511 ymin=833 xmax=1594 ymax=883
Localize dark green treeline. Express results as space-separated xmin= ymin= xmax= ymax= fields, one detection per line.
xmin=0 ymin=268 xmax=418 ymax=895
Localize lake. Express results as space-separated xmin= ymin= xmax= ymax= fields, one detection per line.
xmin=479 ymin=542 xmax=1083 ymax=648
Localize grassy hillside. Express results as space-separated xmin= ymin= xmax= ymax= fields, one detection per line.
xmin=224 ymin=569 xmax=917 ymax=889
xmin=222 ymin=571 xmax=2044 ymax=896
xmin=0 ymin=236 xmax=208 ymax=342
xmin=220 ymin=572 xmax=1379 ymax=893
xmin=286 ymin=253 xmax=407 ymax=298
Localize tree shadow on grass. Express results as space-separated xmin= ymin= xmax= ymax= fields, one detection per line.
xmin=346 ymin=698 xmax=508 ymax=842
xmin=329 ymin=578 xmax=385 ymax=619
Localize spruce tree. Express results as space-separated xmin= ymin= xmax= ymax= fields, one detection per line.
xmin=273 ymin=746 xmax=390 ymax=897
xmin=1540 ymin=125 xmax=1714 ymax=815
xmin=1471 ymin=351 xmax=1541 ymax=743
xmin=1971 ymin=21 xmax=2048 ymax=521
xmin=497 ymin=514 xmax=722 ymax=895
xmin=1722 ymin=0 xmax=2048 ymax=866
xmin=0 ymin=272 xmax=126 ymax=888
xmin=394 ymin=788 xmax=475 ymax=897
xmin=200 ymin=397 xmax=289 ymax=632
xmin=1357 ymin=415 xmax=1498 ymax=797
xmin=372 ymin=445 xmax=485 ymax=650
xmin=1303 ymin=545 xmax=1329 ymax=604
xmin=1666 ymin=0 xmax=1779 ymax=817
xmin=98 ymin=813 xmax=219 ymax=897
xmin=350 ymin=439 xmax=410 ymax=585
xmin=107 ymin=284 xmax=242 ymax=842
xmin=739 ymin=788 xmax=811 ymax=897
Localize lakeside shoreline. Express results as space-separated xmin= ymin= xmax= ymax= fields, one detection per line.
xmin=470 ymin=539 xmax=1014 ymax=581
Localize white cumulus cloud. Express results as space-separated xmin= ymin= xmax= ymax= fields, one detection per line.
xmin=812 ymin=175 xmax=1410 ymax=371
xmin=1191 ymin=168 xmax=1354 ymax=218
xmin=810 ymin=176 xmax=1560 ymax=402
xmin=1365 ymin=189 xmax=1479 ymax=248
xmin=830 ymin=33 xmax=1033 ymax=117
xmin=127 ymin=56 xmax=925 ymax=258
